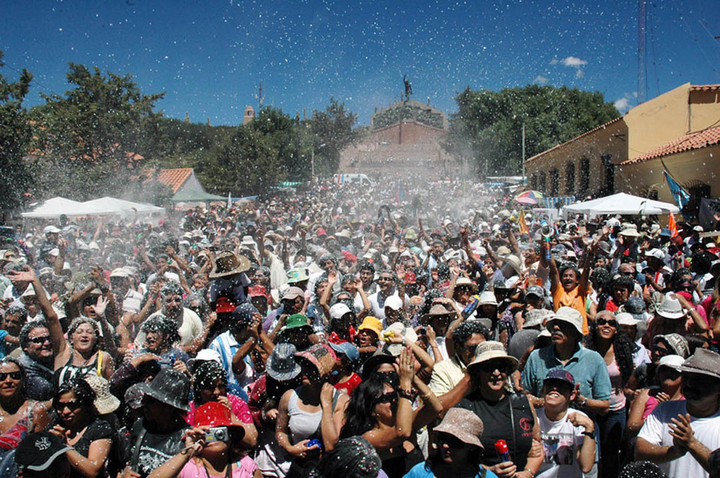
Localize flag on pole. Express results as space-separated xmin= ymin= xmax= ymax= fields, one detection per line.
xmin=663 ymin=171 xmax=690 ymax=210
xmin=668 ymin=211 xmax=678 ymax=238
xmin=518 ymin=211 xmax=529 ymax=235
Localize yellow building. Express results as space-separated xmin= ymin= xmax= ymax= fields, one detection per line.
xmin=524 ymin=83 xmax=720 ymax=215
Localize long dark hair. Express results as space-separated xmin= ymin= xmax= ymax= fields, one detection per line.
xmin=55 ymin=375 xmax=98 ymax=418
xmin=584 ymin=318 xmax=634 ymax=384
xmin=340 ymin=374 xmax=391 ymax=439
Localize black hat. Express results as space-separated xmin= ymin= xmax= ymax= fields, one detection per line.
xmin=360 ymin=350 xmax=396 ymax=380
xmin=16 ymin=431 xmax=72 ymax=471
xmin=137 ymin=368 xmax=191 ymax=412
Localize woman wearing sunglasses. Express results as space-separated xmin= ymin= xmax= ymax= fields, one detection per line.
xmin=582 ymin=311 xmax=634 ymax=478
xmin=49 ymin=375 xmax=114 ymax=478
xmin=404 ymin=407 xmax=497 ymax=478
xmin=0 ymin=358 xmax=50 ymax=474
xmin=440 ymin=341 xmax=542 ymax=478
xmin=341 ymin=347 xmax=441 ymax=478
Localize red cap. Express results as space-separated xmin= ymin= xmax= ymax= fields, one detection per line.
xmin=194 ymin=402 xmax=234 ymax=428
xmin=215 ymin=297 xmax=236 ymax=313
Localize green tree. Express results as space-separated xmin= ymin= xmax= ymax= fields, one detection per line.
xmin=251 ymin=107 xmax=311 ymax=180
xmin=445 ymin=85 xmax=620 ymax=177
xmin=199 ymin=126 xmax=284 ymax=197
xmin=306 ymin=98 xmax=357 ymax=176
xmin=30 ymin=63 xmax=164 ymax=200
xmin=0 ymin=50 xmax=34 ymax=213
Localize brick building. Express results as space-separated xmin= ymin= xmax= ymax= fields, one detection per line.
xmin=524 ymin=82 xmax=720 ymax=215
xmin=339 ymin=99 xmax=451 ymax=179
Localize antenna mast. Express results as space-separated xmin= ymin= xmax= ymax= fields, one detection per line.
xmin=638 ymin=0 xmax=647 ymax=104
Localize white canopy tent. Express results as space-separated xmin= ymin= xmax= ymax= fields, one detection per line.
xmin=562 ymin=192 xmax=680 ymax=218
xmin=21 ymin=197 xmax=85 ymax=218
xmin=79 ymin=197 xmax=165 ymax=216
xmin=22 ymin=196 xmax=165 ymax=219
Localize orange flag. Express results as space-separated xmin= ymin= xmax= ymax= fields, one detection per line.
xmin=518 ymin=211 xmax=529 ymax=235
xmin=668 ymin=212 xmax=678 ymax=238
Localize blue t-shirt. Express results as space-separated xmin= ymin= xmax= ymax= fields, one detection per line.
xmin=521 ymin=345 xmax=611 ymax=403
xmin=403 ymin=462 xmax=498 ymax=478
xmin=0 ymin=330 xmax=8 ymax=359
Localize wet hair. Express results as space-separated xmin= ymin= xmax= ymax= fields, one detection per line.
xmin=670 ymin=268 xmax=692 ymax=291
xmin=691 ymin=252 xmax=712 ymax=275
xmin=559 ymin=264 xmax=580 ymax=281
xmin=5 ymin=305 xmax=27 ymax=321
xmin=618 ymin=461 xmax=667 ymax=478
xmin=140 ymin=314 xmax=181 ymax=346
xmin=182 ymin=293 xmax=209 ymax=319
xmin=314 ymin=277 xmax=329 ymax=296
xmin=359 ymin=261 xmax=375 ymax=274
xmin=377 ymin=269 xmax=397 ymax=283
xmin=341 ymin=275 xmax=356 ymax=288
xmin=590 ymin=268 xmax=611 ymax=291
xmin=160 ymin=281 xmax=184 ymax=298
xmin=315 ymin=435 xmax=382 ymax=478
xmin=452 ymin=320 xmax=491 ymax=349
xmin=192 ymin=360 xmax=228 ymax=400
xmin=67 ymin=317 xmax=101 ymax=352
xmin=340 ymin=373 xmax=394 ymax=439
xmin=612 ymin=275 xmax=635 ymax=292
xmin=18 ymin=320 xmax=50 ymax=350
xmin=56 ymin=375 xmax=97 ymax=416
xmin=436 ymin=262 xmax=450 ymax=281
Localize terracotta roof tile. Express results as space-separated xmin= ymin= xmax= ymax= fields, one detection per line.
xmin=524 ymin=116 xmax=624 ymax=164
xmin=144 ymin=168 xmax=193 ymax=193
xmin=690 ymin=84 xmax=720 ymax=92
xmin=622 ymin=124 xmax=720 ymax=164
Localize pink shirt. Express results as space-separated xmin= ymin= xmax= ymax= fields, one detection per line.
xmin=179 ymin=456 xmax=258 ymax=477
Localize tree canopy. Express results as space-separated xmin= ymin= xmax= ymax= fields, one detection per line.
xmin=0 ymin=50 xmax=34 ymax=213
xmin=444 ymin=85 xmax=620 ymax=177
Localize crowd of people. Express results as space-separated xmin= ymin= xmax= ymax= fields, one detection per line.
xmin=0 ymin=177 xmax=718 ymax=478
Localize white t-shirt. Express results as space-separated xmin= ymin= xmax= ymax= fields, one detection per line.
xmin=536 ymin=408 xmax=588 ymax=478
xmin=134 ymin=308 xmax=203 ymax=348
xmin=638 ymin=400 xmax=720 ymax=478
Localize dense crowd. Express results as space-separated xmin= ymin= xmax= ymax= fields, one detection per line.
xmin=0 ymin=178 xmax=718 ymax=478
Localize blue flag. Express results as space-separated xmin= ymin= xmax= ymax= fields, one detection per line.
xmin=663 ymin=171 xmax=690 ymax=209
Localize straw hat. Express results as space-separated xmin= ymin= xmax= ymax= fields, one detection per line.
xmin=467 ymin=340 xmax=519 ymax=374
xmin=83 ymin=374 xmax=120 ymax=415
xmin=434 ymin=407 xmax=485 ymax=449
xmin=208 ymin=251 xmax=250 ymax=278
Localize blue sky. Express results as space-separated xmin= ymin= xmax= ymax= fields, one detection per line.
xmin=2 ymin=0 xmax=719 ymax=126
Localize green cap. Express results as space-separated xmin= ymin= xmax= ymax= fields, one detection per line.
xmin=282 ymin=314 xmax=310 ymax=331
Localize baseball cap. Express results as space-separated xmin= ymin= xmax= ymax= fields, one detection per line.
xmin=543 ymin=369 xmax=576 ymax=386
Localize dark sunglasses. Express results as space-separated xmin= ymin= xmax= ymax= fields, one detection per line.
xmin=438 ymin=433 xmax=468 ymax=450
xmin=477 ymin=359 xmax=512 ymax=374
xmin=374 ymin=391 xmax=398 ymax=405
xmin=55 ymin=400 xmax=81 ymax=411
xmin=652 ymin=345 xmax=670 ymax=356
xmin=377 ymin=277 xmax=394 ymax=282
xmin=28 ymin=335 xmax=51 ymax=344
xmin=0 ymin=371 xmax=21 ymax=381
xmin=596 ymin=318 xmax=617 ymax=327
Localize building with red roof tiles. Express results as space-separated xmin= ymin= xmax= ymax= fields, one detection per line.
xmin=143 ymin=167 xmax=206 ymax=195
xmin=524 ymin=82 xmax=720 ymax=215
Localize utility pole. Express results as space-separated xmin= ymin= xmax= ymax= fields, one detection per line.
xmin=521 ymin=122 xmax=526 ymax=185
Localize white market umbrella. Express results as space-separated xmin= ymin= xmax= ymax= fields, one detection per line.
xmin=79 ymin=197 xmax=165 ymax=216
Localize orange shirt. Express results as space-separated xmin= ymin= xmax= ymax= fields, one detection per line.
xmin=553 ymin=285 xmax=589 ymax=334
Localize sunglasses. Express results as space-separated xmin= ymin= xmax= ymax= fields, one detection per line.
xmin=55 ymin=400 xmax=81 ymax=411
xmin=374 ymin=391 xmax=398 ymax=405
xmin=438 ymin=433 xmax=468 ymax=450
xmin=377 ymin=277 xmax=394 ymax=282
xmin=28 ymin=335 xmax=51 ymax=345
xmin=0 ymin=371 xmax=21 ymax=381
xmin=652 ymin=345 xmax=670 ymax=356
xmin=477 ymin=359 xmax=512 ymax=374
xmin=596 ymin=318 xmax=617 ymax=327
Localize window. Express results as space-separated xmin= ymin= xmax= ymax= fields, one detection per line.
xmin=539 ymin=172 xmax=546 ymax=192
xmin=565 ymin=162 xmax=575 ymax=195
xmin=549 ymin=169 xmax=559 ymax=196
xmin=580 ymin=157 xmax=590 ymax=193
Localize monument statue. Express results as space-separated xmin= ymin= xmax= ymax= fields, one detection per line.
xmin=403 ymin=75 xmax=413 ymax=100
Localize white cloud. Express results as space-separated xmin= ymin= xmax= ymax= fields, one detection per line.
xmin=534 ymin=75 xmax=549 ymax=85
xmin=614 ymin=97 xmax=631 ymax=111
xmin=561 ymin=56 xmax=588 ymax=67
xmin=575 ymin=69 xmax=585 ymax=79
xmin=550 ymin=58 xmax=559 ymax=65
